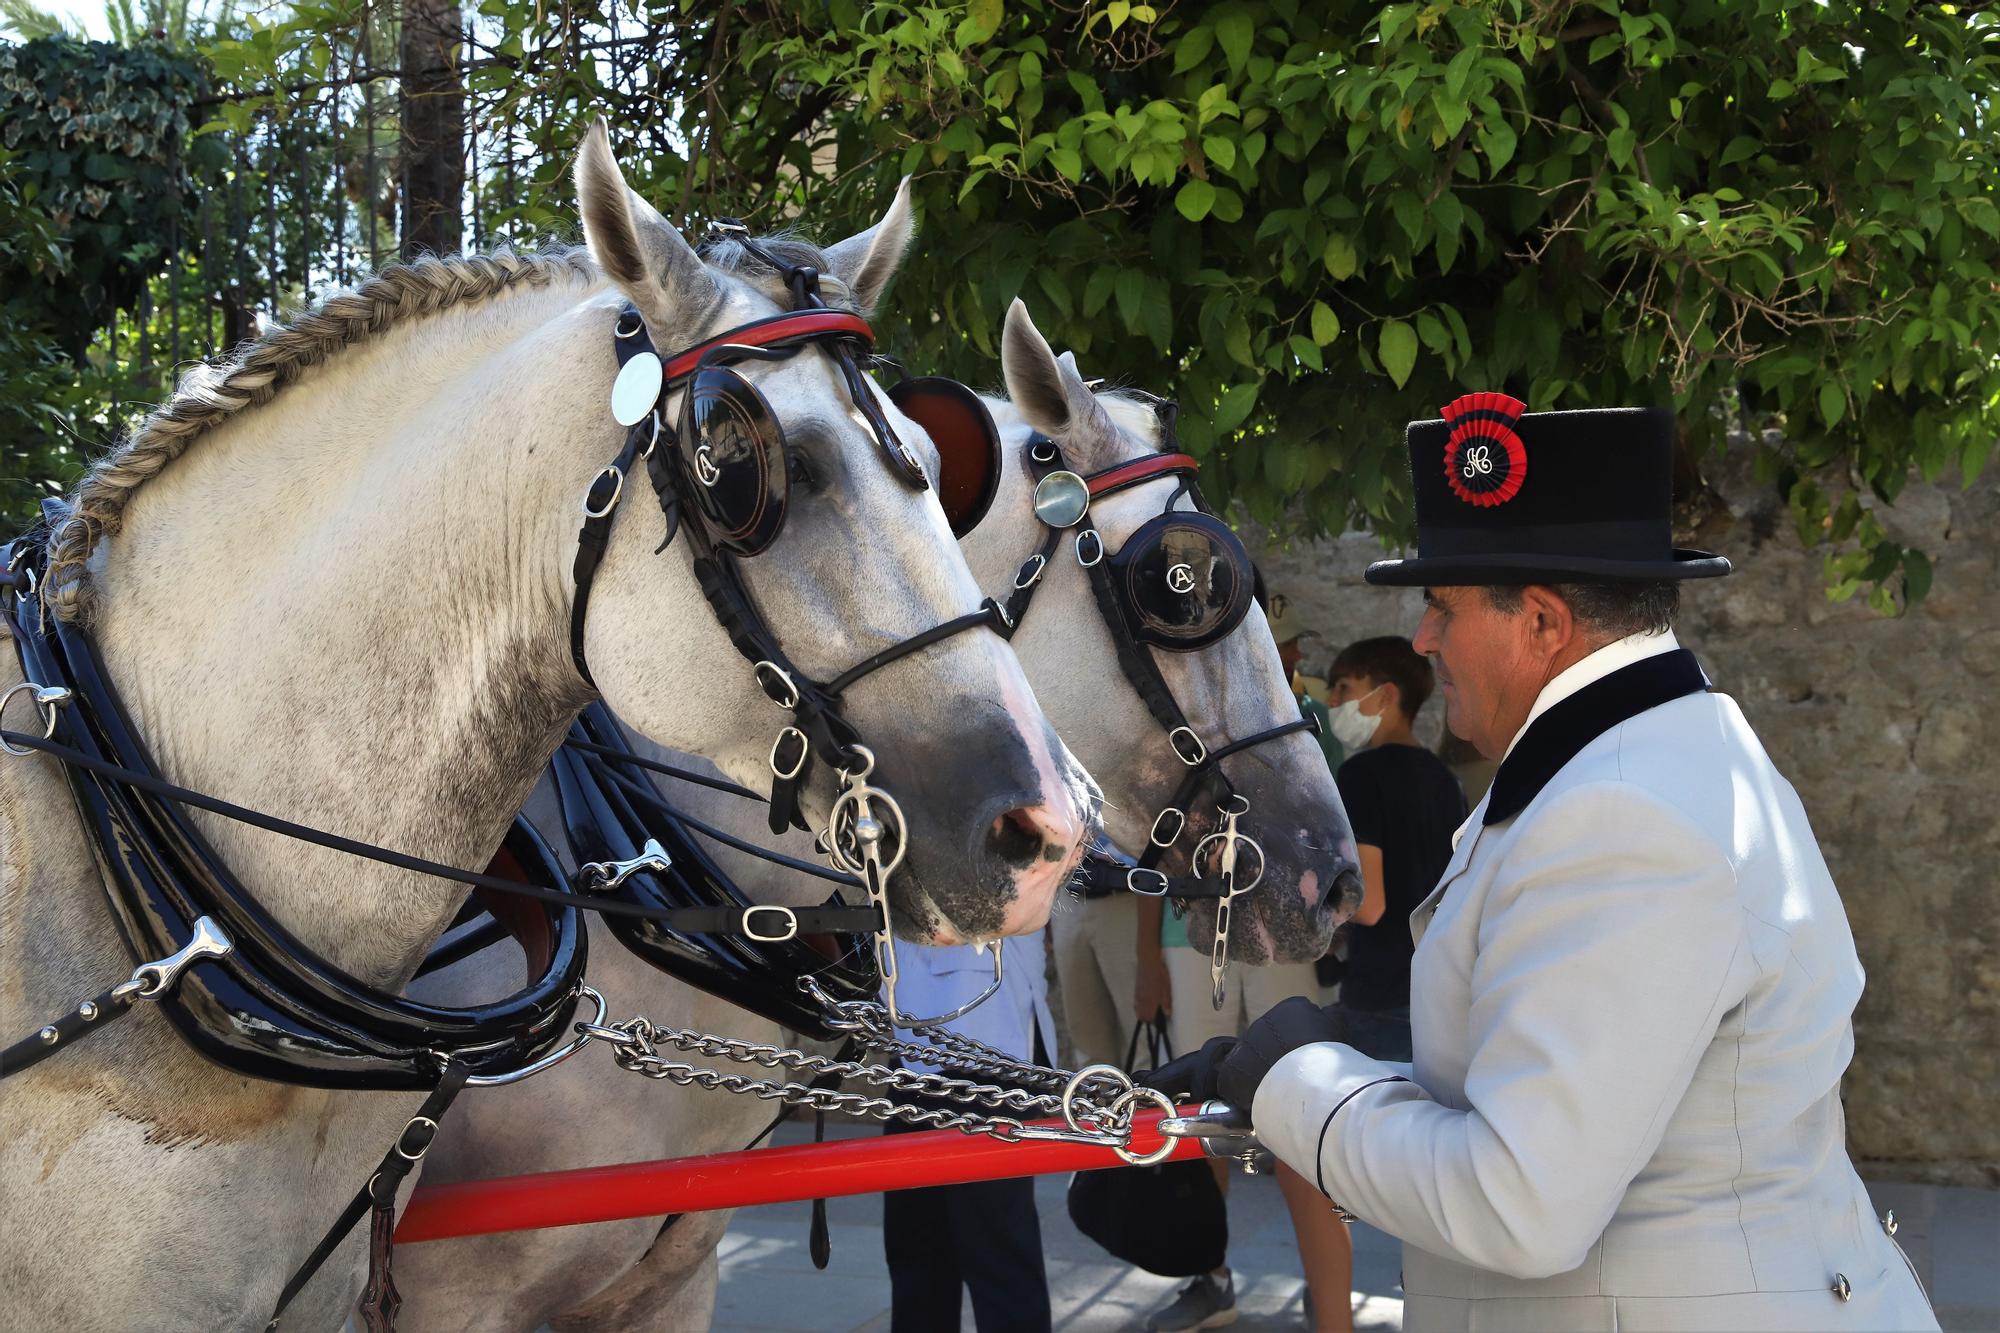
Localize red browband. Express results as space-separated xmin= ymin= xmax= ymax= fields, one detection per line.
xmin=1085 ymin=452 xmax=1201 ymax=499
xmin=661 ymin=310 xmax=875 ymax=383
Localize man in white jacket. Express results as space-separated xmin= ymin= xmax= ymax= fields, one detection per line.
xmin=1149 ymin=396 xmax=1937 ymax=1331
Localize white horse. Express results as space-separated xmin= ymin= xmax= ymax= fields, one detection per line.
xmin=0 ymin=126 xmax=1089 ymax=1332
xmin=395 ymin=299 xmax=1360 ymax=1331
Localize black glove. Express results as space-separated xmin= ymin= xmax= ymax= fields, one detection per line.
xmin=1138 ymin=1035 xmax=1237 ymax=1102
xmin=1213 ymin=996 xmax=1355 ymax=1110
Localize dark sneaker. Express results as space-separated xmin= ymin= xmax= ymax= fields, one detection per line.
xmin=1145 ymin=1271 xmax=1238 ymax=1331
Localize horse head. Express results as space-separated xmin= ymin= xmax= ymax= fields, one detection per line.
xmin=968 ymin=299 xmax=1359 ymax=964
xmin=571 ymin=126 xmax=1090 ymax=943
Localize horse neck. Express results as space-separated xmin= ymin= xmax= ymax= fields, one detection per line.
xmin=85 ymin=277 xmax=619 ymax=984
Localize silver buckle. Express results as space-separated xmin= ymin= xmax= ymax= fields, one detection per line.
xmin=1169 ymin=726 xmax=1207 ymax=766
xmin=743 ymin=904 xmax=800 ymax=942
xmin=580 ymin=465 xmax=624 ymax=519
xmin=769 ymin=727 xmax=809 ymax=780
xmin=1149 ymin=807 xmax=1186 ymax=848
xmin=1075 ymin=529 xmax=1104 ymax=567
xmin=1126 ymin=868 xmax=1171 ymax=896
xmin=753 ymin=661 xmax=801 ymax=709
xmin=1013 ymin=553 xmax=1047 ymax=590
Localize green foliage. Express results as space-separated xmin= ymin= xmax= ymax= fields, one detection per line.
xmin=0 ymin=38 xmax=219 ymax=360
xmin=364 ymin=0 xmax=1993 ymax=611
xmin=0 ymin=143 xmax=83 ymax=521
xmin=13 ymin=0 xmax=2000 ymax=615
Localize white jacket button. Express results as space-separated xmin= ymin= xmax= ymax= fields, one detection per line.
xmin=1883 ymin=1209 xmax=1898 ymax=1236
xmin=1832 ymin=1273 xmax=1853 ymax=1302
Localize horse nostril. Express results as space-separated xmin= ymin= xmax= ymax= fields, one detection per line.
xmin=985 ymin=807 xmax=1046 ymax=870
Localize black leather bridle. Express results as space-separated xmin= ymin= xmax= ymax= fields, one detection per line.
xmin=994 ymin=431 xmax=1319 ymax=902
xmin=568 ymin=240 xmax=1016 ymax=838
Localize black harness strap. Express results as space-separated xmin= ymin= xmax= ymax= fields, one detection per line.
xmin=1005 ymin=433 xmax=1319 ymax=897
xmin=266 ymin=1060 xmax=472 ymax=1331
xmin=0 ymin=978 xmax=143 ymax=1078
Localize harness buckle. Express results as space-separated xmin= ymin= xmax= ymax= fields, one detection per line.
xmin=1013 ymin=553 xmax=1047 ymax=590
xmin=1126 ymin=868 xmax=1171 ymax=897
xmin=1149 ymin=806 xmax=1186 ymax=848
xmin=1169 ymin=726 xmax=1208 ymax=766
xmin=752 ymin=661 xmax=802 ymax=709
xmin=1075 ymin=529 xmax=1105 ymax=568
xmin=769 ymin=726 xmax=809 ymax=781
xmin=743 ymin=904 xmax=800 ymax=943
xmin=580 ymin=465 xmax=625 ymax=519
xmin=394 ymin=1115 xmax=442 ymax=1162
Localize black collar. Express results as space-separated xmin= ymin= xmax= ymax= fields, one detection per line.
xmin=1484 ymin=648 xmax=1711 ymax=825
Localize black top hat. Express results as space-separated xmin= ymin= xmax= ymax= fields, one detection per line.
xmin=1364 ymin=393 xmax=1731 ymax=587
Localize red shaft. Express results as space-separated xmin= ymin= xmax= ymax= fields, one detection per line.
xmin=397 ymin=1108 xmax=1198 ymax=1243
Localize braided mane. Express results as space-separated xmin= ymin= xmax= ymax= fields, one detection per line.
xmin=43 ymin=246 xmax=601 ymax=625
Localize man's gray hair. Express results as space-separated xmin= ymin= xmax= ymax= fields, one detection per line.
xmin=1484 ymin=581 xmax=1680 ymax=638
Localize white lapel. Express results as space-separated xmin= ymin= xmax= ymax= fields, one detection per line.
xmin=1410 ymin=791 xmax=1492 ymax=948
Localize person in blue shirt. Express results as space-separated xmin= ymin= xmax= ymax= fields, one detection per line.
xmin=881 ymin=933 xmax=1057 ymax=1333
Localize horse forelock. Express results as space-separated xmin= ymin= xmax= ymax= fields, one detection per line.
xmin=696 ymin=230 xmax=859 ymax=312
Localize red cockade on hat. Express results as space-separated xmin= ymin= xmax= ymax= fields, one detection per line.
xmin=1441 ymin=392 xmax=1528 ymax=507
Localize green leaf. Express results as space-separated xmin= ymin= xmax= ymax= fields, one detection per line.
xmin=1203 ymin=135 xmax=1237 ymax=171
xmin=1176 ymin=178 xmax=1217 ymax=221
xmin=1607 ymin=127 xmax=1636 ymax=170
xmin=1049 ymin=146 xmax=1083 ymax=180
xmin=1476 ymin=118 xmax=1517 ymax=175
xmin=1214 ymin=381 xmax=1260 ymax=433
xmin=1173 ymin=25 xmax=1215 ymax=73
xmin=1322 ymin=233 xmax=1359 ymax=280
xmin=1216 ymin=11 xmax=1255 ymax=76
xmin=1310 ymin=300 xmax=1341 ymax=346
xmin=959 ymin=0 xmax=1004 ymax=43
xmin=1818 ymin=380 xmax=1846 ymax=428
xmin=1379 ymin=320 xmax=1419 ymax=388
xmin=1115 ymin=269 xmax=1148 ymax=331
xmin=1903 ymin=549 xmax=1933 ymax=609
xmin=1107 ymin=0 xmax=1131 ymax=32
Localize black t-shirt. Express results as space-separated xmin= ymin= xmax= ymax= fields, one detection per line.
xmin=1334 ymin=743 xmax=1468 ymax=1011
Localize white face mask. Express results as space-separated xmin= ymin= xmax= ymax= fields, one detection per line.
xmin=1328 ymin=684 xmax=1386 ymax=749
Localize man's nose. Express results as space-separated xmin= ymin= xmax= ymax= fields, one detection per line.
xmin=1412 ymin=607 xmax=1441 ymax=655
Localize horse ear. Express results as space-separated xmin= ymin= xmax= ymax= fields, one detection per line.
xmin=1002 ymin=299 xmax=1120 ymax=462
xmin=575 ymin=120 xmax=720 ymax=329
xmin=821 ymin=177 xmax=916 ymax=315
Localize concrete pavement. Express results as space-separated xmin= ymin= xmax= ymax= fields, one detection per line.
xmin=713 ymin=1120 xmax=1999 ymax=1332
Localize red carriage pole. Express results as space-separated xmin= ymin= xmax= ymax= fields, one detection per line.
xmin=397 ymin=1107 xmax=1201 ymax=1243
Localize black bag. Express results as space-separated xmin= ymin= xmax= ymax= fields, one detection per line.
xmin=1065 ymin=1019 xmax=1228 ymax=1277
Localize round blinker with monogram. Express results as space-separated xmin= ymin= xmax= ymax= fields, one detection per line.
xmin=1110 ymin=510 xmax=1252 ymax=652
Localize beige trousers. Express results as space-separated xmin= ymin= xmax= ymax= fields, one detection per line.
xmin=1047 ymin=892 xmax=1140 ymax=1069
xmin=1163 ymin=946 xmax=1321 ymax=1058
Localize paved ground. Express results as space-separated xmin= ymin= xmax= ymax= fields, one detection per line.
xmin=714 ymin=1121 xmax=2000 ymax=1332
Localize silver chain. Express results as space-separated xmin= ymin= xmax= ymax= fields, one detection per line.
xmin=561 ymin=745 xmax=1181 ymax=1162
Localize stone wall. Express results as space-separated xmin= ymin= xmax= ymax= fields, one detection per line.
xmin=1255 ymin=452 xmax=1999 ymax=1187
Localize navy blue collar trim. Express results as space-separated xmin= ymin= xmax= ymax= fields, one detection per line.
xmin=1484 ymin=648 xmax=1710 ymax=825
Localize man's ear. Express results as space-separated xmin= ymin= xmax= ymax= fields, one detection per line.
xmin=1521 ymin=584 xmax=1578 ymax=654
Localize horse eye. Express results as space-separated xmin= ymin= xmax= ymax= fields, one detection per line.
xmin=788 ymin=451 xmax=818 ymax=490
